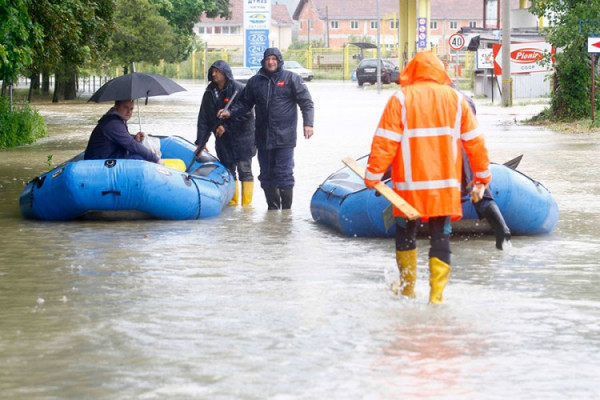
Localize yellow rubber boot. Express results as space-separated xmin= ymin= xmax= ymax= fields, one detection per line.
xmin=391 ymin=249 xmax=417 ymax=298
xmin=228 ymin=181 xmax=239 ymax=206
xmin=241 ymin=181 xmax=254 ymax=207
xmin=428 ymin=257 xmax=451 ymax=304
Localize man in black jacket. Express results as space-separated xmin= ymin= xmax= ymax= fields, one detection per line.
xmin=219 ymin=48 xmax=314 ymax=210
xmin=84 ymin=100 xmax=163 ymax=164
xmin=196 ymin=60 xmax=256 ymax=206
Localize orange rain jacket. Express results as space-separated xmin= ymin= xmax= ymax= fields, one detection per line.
xmin=364 ymin=51 xmax=491 ymax=221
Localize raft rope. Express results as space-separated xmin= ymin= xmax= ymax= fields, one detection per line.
xmin=188 ymin=175 xmax=202 ymax=219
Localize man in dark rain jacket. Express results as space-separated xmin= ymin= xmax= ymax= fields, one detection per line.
xmin=84 ymin=99 xmax=163 ymax=164
xmin=196 ymin=60 xmax=256 ymax=206
xmin=219 ymin=48 xmax=314 ymax=210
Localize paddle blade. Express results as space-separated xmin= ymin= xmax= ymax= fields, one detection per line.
xmin=503 ymin=154 xmax=523 ymax=170
xmin=382 ymin=205 xmax=395 ymax=231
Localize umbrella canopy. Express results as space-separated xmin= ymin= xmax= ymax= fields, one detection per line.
xmin=88 ymin=72 xmax=186 ymax=104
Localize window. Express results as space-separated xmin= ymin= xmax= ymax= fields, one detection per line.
xmin=222 ymin=26 xmax=229 ymax=34
xmin=469 ymin=21 xmax=477 ymax=28
xmin=371 ymin=21 xmax=378 ymax=29
xmin=450 ymin=21 xmax=457 ymax=29
xmin=230 ymin=26 xmax=240 ymax=35
xmin=390 ymin=20 xmax=398 ymax=29
xmin=331 ymin=20 xmax=338 ymax=29
xmin=214 ymin=26 xmax=221 ymax=34
xmin=351 ymin=20 xmax=359 ymax=29
xmin=430 ymin=21 xmax=437 ymax=30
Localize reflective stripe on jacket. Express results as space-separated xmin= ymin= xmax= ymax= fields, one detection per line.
xmin=365 ymin=51 xmax=490 ymax=221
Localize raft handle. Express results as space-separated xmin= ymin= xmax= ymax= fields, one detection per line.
xmin=101 ymin=190 xmax=121 ymax=196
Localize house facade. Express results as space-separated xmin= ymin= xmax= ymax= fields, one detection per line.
xmin=292 ymin=0 xmax=526 ymax=54
xmin=194 ymin=0 xmax=294 ymax=51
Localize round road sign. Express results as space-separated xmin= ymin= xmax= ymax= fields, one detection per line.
xmin=449 ymin=33 xmax=465 ymax=51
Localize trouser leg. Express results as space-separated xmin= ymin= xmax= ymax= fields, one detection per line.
xmin=427 ymin=217 xmax=452 ymax=304
xmin=237 ymin=159 xmax=254 ymax=207
xmin=478 ymin=200 xmax=511 ymax=250
xmin=258 ymin=147 xmax=295 ymax=210
xmin=393 ymin=218 xmax=418 ymax=297
xmin=224 ymin=162 xmax=239 ymax=206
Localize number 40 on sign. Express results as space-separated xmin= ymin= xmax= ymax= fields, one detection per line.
xmin=449 ymin=33 xmax=465 ymax=50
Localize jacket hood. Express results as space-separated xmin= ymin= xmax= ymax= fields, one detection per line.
xmin=208 ymin=60 xmax=233 ymax=82
xmin=261 ymin=47 xmax=284 ymax=72
xmin=98 ymin=109 xmax=124 ymax=124
xmin=399 ymin=51 xmax=452 ymax=87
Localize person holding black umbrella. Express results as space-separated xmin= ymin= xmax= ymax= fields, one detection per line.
xmin=84 ymin=99 xmax=164 ymax=164
xmin=85 ymin=71 xmax=187 ymax=164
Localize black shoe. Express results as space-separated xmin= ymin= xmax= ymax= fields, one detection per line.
xmin=280 ymin=187 xmax=293 ymax=209
xmin=483 ymin=202 xmax=511 ymax=250
xmin=264 ymin=187 xmax=281 ymax=210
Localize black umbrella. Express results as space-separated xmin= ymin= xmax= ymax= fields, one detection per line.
xmin=88 ymin=72 xmax=186 ymax=103
xmin=88 ymin=72 xmax=186 ymax=131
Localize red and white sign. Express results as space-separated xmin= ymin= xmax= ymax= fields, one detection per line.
xmin=588 ymin=37 xmax=600 ymax=53
xmin=493 ymin=41 xmax=554 ymax=75
xmin=449 ymin=33 xmax=465 ymax=51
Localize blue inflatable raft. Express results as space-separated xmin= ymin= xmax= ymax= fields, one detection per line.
xmin=310 ymin=155 xmax=559 ymax=237
xmin=19 ymin=136 xmax=234 ymax=221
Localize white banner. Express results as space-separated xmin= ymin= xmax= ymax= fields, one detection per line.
xmin=477 ymin=48 xmax=494 ymax=69
xmin=493 ymin=41 xmax=554 ymax=75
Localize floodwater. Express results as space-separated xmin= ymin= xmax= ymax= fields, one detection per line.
xmin=1 ymin=81 xmax=599 ymax=399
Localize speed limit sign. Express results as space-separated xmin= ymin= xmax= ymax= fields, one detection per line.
xmin=449 ymin=33 xmax=465 ymax=50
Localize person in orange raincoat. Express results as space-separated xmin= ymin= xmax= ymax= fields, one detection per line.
xmin=364 ymin=51 xmax=491 ymax=304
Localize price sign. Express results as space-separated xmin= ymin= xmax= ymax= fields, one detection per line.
xmin=449 ymin=33 xmax=465 ymax=51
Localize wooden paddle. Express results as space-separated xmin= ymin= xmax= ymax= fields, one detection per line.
xmin=342 ymin=157 xmax=421 ymax=221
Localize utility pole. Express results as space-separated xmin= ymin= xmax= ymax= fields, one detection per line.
xmin=376 ymin=0 xmax=381 ymax=93
xmin=501 ymin=0 xmax=512 ymax=106
xmin=325 ymin=6 xmax=329 ymax=48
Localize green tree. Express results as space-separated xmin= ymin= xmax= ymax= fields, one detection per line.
xmin=150 ymin=0 xmax=231 ymax=61
xmin=0 ymin=1 xmax=42 ymax=92
xmin=25 ymin=0 xmax=114 ymax=102
xmin=530 ymin=0 xmax=600 ymax=119
xmin=110 ymin=0 xmax=179 ymax=68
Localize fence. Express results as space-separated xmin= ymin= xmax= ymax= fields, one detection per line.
xmin=132 ymin=47 xmax=475 ymax=82
xmin=13 ymin=47 xmax=475 ymax=96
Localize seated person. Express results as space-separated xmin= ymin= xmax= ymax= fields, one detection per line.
xmin=84 ymin=99 xmax=164 ymax=164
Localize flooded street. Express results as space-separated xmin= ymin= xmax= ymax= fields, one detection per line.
xmin=1 ymin=81 xmax=599 ymax=399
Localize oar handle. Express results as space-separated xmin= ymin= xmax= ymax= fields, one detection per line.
xmin=185 ymin=147 xmax=200 ymax=173
xmin=342 ymin=156 xmax=421 ymax=221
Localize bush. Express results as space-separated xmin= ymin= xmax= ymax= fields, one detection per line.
xmin=0 ymin=97 xmax=47 ymax=149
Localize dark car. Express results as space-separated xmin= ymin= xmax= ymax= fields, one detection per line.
xmin=355 ymin=58 xmax=399 ymax=86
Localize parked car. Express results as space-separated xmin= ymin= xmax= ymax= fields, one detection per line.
xmin=355 ymin=58 xmax=399 ymax=86
xmin=284 ymin=60 xmax=314 ymax=81
xmin=231 ymin=67 xmax=255 ymax=83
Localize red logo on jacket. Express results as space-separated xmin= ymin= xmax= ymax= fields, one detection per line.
xmin=276 ymin=81 xmax=285 ymax=87
xmin=224 ymin=97 xmax=230 ymax=103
